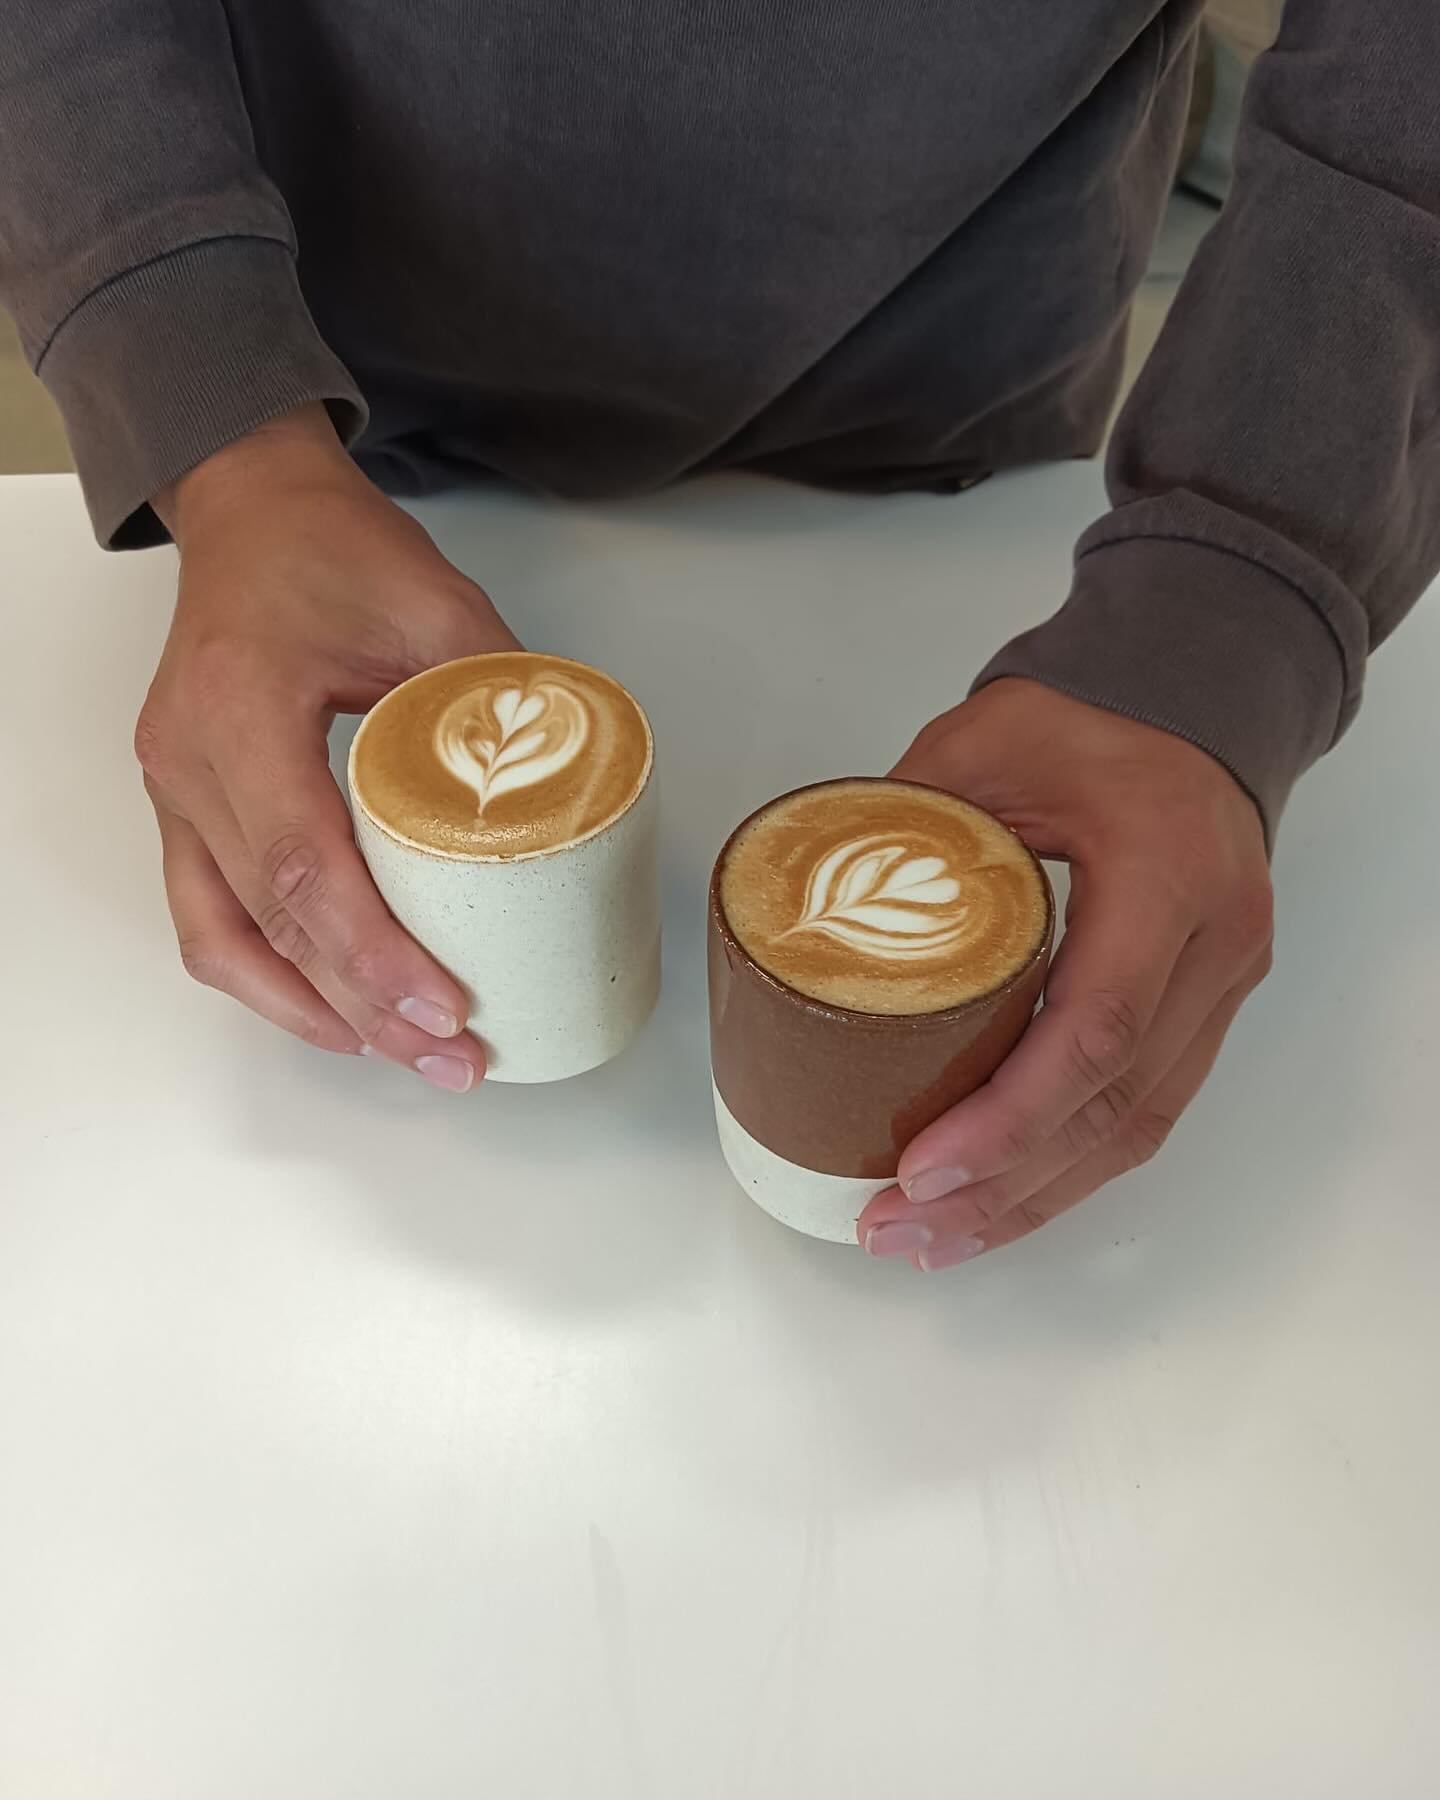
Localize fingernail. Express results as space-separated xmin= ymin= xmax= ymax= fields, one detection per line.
xmin=359 ymin=1044 xmax=376 ymax=1057
xmin=905 ymin=1166 xmax=971 ymax=1204
xmin=865 ymin=1221 xmax=934 ymax=1258
xmin=919 ymin=1237 xmax=986 ymax=1272
xmin=415 ymin=1054 xmax=475 ymax=1093
xmin=398 ymin=996 xmax=461 ymax=1038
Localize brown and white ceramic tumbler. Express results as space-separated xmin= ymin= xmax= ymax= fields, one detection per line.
xmin=708 ymin=778 xmax=1054 ymax=1243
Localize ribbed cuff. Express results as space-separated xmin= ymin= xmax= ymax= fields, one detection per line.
xmin=972 ymin=531 xmax=1353 ymax=844
xmin=36 ymin=236 xmax=368 ymax=549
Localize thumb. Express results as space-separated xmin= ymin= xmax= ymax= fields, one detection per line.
xmin=889 ymin=699 xmax=1022 ymax=819
xmin=405 ymin=573 xmax=525 ymax=666
xmin=888 ymin=692 xmax=1078 ymax=858
xmin=345 ymin=579 xmax=525 ymax=712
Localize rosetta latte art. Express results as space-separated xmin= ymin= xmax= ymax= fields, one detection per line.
xmin=717 ymin=779 xmax=1050 ymax=1015
xmin=435 ymin=681 xmax=590 ymax=820
xmin=351 ymin=652 xmax=652 ymax=858
xmin=783 ymin=835 xmax=970 ymax=959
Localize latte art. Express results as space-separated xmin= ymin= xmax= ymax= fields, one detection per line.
xmin=436 ymin=681 xmax=591 ymax=820
xmin=351 ymin=652 xmax=652 ymax=859
xmin=784 ymin=836 xmax=970 ymax=960
xmin=718 ymin=779 xmax=1049 ymax=1015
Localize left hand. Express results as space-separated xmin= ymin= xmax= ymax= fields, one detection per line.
xmin=858 ymin=677 xmax=1274 ymax=1271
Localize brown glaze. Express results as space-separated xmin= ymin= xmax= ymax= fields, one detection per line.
xmin=709 ymin=779 xmax=1054 ymax=1178
xmin=352 ymin=652 xmax=652 ymax=859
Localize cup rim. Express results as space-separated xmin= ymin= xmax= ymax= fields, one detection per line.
xmin=347 ymin=651 xmax=655 ymax=864
xmin=709 ymin=775 xmax=1055 ymax=1028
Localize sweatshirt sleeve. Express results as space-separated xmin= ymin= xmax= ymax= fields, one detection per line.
xmin=0 ymin=3 xmax=367 ymax=548
xmin=974 ymin=0 xmax=1440 ymax=840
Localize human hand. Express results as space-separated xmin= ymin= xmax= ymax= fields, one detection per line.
xmin=859 ymin=677 xmax=1273 ymax=1269
xmin=136 ymin=403 xmax=519 ymax=1089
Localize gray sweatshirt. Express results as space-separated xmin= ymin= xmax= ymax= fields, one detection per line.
xmin=2 ymin=1 xmax=1437 ymax=834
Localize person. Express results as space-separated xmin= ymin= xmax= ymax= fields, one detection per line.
xmin=2 ymin=3 xmax=1435 ymax=1271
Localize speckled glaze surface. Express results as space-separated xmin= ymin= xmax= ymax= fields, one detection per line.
xmin=712 ymin=1081 xmax=892 ymax=1244
xmin=349 ymin=719 xmax=660 ymax=1085
xmin=708 ymin=779 xmax=1054 ymax=1240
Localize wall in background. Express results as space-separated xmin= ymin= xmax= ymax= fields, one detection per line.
xmin=1184 ymin=0 xmax=1281 ymax=201
xmin=0 ymin=312 xmax=71 ymax=476
xmin=1207 ymin=0 xmax=1284 ymax=54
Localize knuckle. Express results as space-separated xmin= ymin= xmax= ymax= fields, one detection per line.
xmin=1066 ymin=990 xmax=1143 ymax=1091
xmin=994 ymin=1114 xmax=1042 ymax=1169
xmin=1227 ymin=878 xmax=1275 ymax=951
xmin=910 ymin=713 xmax=958 ymax=759
xmin=295 ymin=1015 xmax=350 ymax=1054
xmin=1066 ymin=1071 xmax=1142 ymax=1155
xmin=354 ymin=1010 xmax=396 ymax=1053
xmin=430 ymin=581 xmax=494 ymax=647
xmin=1123 ymin=1108 xmax=1177 ymax=1170
xmin=965 ymin=1179 xmax=1015 ymax=1226
xmin=898 ymin=710 xmax=968 ymax=777
xmin=257 ymin=900 xmax=315 ymax=969
xmin=133 ymin=706 xmax=175 ymax=780
xmin=175 ymin=932 xmax=220 ymax=989
xmin=333 ymin=942 xmax=389 ymax=998
xmin=262 ymin=834 xmax=323 ymax=908
xmin=1014 ymin=1199 xmax=1052 ymax=1237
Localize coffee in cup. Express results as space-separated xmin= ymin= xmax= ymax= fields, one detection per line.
xmin=708 ymin=778 xmax=1053 ymax=1241
xmin=350 ymin=651 xmax=660 ymax=1082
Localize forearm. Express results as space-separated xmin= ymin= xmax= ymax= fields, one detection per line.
xmin=0 ymin=3 xmax=364 ymax=549
xmin=1109 ymin=0 xmax=1440 ymax=663
xmin=978 ymin=0 xmax=1440 ymax=839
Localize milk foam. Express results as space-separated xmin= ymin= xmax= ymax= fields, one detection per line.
xmin=782 ymin=834 xmax=971 ymax=960
xmin=435 ymin=681 xmax=591 ymax=821
xmin=718 ymin=780 xmax=1048 ymax=1016
xmin=352 ymin=653 xmax=652 ymax=860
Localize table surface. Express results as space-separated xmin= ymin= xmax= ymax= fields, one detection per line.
xmin=2 ymin=469 xmax=1437 ymax=1799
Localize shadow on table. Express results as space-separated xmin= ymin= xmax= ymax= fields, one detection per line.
xmin=217 ymin=778 xmax=1389 ymax=1507
xmin=223 ymin=774 xmax=719 ymax=1321
xmin=682 ymin=785 xmax=1413 ymax=1502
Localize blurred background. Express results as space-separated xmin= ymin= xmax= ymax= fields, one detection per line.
xmin=0 ymin=1 xmax=1280 ymax=478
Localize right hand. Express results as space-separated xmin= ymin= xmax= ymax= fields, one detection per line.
xmin=136 ymin=403 xmax=519 ymax=1090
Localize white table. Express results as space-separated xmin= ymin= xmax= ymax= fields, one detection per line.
xmin=2 ymin=469 xmax=1437 ymax=1798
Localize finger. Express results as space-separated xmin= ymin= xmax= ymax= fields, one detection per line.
xmin=209 ymin=705 xmax=471 ymax=1035
xmin=960 ymin=983 xmax=1243 ymax=1260
xmin=180 ymin=775 xmax=487 ymax=1091
xmin=862 ymin=956 xmax=1259 ymax=1255
xmin=890 ymin=931 xmax=1258 ymax=1234
xmin=897 ymin=863 xmax=1191 ymax=1200
xmin=155 ymin=800 xmax=362 ymax=1054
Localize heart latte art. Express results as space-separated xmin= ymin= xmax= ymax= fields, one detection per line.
xmin=351 ymin=653 xmax=652 ymax=858
xmin=435 ymin=680 xmax=591 ymax=821
xmin=719 ymin=780 xmax=1050 ymax=1015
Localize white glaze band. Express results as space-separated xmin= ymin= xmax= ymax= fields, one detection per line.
xmin=712 ymin=1079 xmax=884 ymax=1244
xmin=352 ymin=764 xmax=660 ymax=1084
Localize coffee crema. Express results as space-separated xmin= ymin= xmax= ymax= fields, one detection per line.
xmin=351 ymin=653 xmax=652 ymax=858
xmin=718 ymin=779 xmax=1049 ymax=1015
